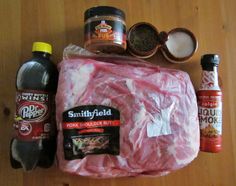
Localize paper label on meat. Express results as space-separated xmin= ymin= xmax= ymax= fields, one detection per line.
xmin=147 ymin=102 xmax=174 ymax=137
xmin=62 ymin=105 xmax=120 ymax=160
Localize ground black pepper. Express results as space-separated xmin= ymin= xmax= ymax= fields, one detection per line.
xmin=129 ymin=24 xmax=158 ymax=52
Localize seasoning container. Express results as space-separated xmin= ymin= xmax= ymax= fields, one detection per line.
xmin=127 ymin=22 xmax=159 ymax=58
xmin=127 ymin=23 xmax=198 ymax=62
xmin=197 ymin=54 xmax=222 ymax=153
xmin=160 ymin=28 xmax=198 ymax=63
xmin=84 ymin=6 xmax=126 ymax=53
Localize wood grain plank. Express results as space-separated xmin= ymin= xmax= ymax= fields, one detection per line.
xmin=0 ymin=0 xmax=235 ymax=186
xmin=220 ymin=0 xmax=236 ymax=183
xmin=0 ymin=0 xmax=23 ymax=186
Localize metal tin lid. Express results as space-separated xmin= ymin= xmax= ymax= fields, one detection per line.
xmin=163 ymin=28 xmax=198 ymax=63
xmin=84 ymin=6 xmax=125 ymax=21
xmin=127 ymin=22 xmax=159 ymax=58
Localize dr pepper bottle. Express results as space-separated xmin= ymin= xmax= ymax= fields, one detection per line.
xmin=197 ymin=54 xmax=222 ymax=153
xmin=10 ymin=42 xmax=58 ymax=170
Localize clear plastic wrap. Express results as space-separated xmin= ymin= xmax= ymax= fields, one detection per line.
xmin=56 ymin=45 xmax=199 ymax=178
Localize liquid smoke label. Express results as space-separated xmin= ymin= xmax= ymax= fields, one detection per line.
xmin=198 ymin=93 xmax=222 ymax=138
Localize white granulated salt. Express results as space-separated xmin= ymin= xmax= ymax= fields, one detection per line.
xmin=166 ymin=31 xmax=195 ymax=58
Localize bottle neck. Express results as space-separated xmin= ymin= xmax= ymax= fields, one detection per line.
xmin=32 ymin=51 xmax=51 ymax=59
xmin=200 ymin=66 xmax=220 ymax=90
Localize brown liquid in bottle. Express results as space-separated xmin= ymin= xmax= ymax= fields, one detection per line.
xmin=10 ymin=42 xmax=58 ymax=170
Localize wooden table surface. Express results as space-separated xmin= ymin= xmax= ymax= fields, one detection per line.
xmin=1 ymin=0 xmax=236 ymax=186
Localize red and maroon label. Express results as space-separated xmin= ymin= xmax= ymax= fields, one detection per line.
xmin=63 ymin=120 xmax=120 ymax=129
xmin=84 ymin=19 xmax=126 ymax=46
xmin=14 ymin=90 xmax=52 ymax=141
xmin=197 ymin=90 xmax=222 ymax=152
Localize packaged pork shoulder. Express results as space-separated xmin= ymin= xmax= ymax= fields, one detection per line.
xmin=56 ymin=45 xmax=200 ymax=178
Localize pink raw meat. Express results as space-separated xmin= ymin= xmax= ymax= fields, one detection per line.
xmin=56 ymin=57 xmax=199 ymax=178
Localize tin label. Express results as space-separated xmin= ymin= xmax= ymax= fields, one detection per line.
xmin=14 ymin=90 xmax=52 ymax=140
xmin=84 ymin=20 xmax=126 ymax=44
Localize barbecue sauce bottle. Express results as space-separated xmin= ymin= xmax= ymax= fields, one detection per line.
xmin=197 ymin=54 xmax=222 ymax=153
xmin=10 ymin=42 xmax=58 ymax=170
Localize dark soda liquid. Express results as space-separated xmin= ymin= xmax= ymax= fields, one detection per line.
xmin=10 ymin=51 xmax=58 ymax=170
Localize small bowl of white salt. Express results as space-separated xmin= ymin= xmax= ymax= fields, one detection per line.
xmin=160 ymin=28 xmax=198 ymax=63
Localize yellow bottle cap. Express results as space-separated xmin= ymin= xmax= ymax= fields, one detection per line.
xmin=32 ymin=42 xmax=52 ymax=54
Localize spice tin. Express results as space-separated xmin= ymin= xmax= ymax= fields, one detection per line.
xmin=84 ymin=6 xmax=126 ymax=53
xmin=127 ymin=23 xmax=198 ymax=62
xmin=127 ymin=22 xmax=159 ymax=58
xmin=160 ymin=28 xmax=198 ymax=63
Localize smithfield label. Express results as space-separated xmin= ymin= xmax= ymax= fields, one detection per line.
xmin=14 ymin=91 xmax=51 ymax=140
xmin=67 ymin=109 xmax=112 ymax=119
xmin=62 ymin=105 xmax=120 ymax=160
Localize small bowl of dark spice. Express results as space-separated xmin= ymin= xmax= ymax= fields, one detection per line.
xmin=127 ymin=22 xmax=159 ymax=58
